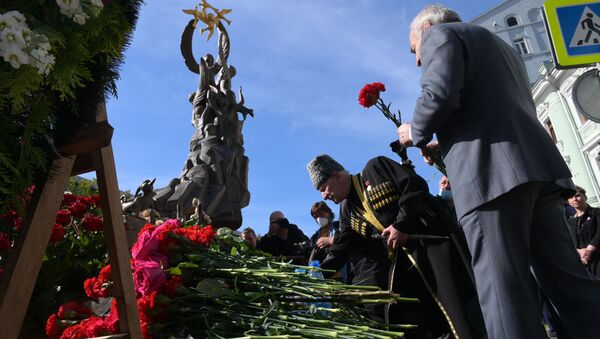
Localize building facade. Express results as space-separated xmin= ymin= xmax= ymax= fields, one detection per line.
xmin=471 ymin=0 xmax=553 ymax=85
xmin=472 ymin=0 xmax=600 ymax=205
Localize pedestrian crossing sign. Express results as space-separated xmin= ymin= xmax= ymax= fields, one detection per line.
xmin=544 ymin=0 xmax=600 ymax=68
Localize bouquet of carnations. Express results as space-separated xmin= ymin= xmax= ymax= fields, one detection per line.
xmin=45 ymin=219 xmax=418 ymax=338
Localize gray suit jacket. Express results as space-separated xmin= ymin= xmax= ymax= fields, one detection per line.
xmin=411 ymin=22 xmax=571 ymax=220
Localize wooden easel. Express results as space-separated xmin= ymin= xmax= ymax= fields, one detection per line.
xmin=0 ymin=101 xmax=142 ymax=338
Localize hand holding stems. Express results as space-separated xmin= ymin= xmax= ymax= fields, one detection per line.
xmin=382 ymin=225 xmax=409 ymax=251
xmin=398 ymin=124 xmax=447 ymax=176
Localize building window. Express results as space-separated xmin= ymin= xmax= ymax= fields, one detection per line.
xmin=514 ymin=37 xmax=530 ymax=55
xmin=544 ymin=119 xmax=558 ymax=143
xmin=506 ymin=16 xmax=519 ymax=27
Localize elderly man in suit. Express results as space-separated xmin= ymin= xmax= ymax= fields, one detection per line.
xmin=397 ymin=4 xmax=600 ymax=339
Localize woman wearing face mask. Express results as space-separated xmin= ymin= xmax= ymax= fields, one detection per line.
xmin=309 ymin=201 xmax=339 ymax=264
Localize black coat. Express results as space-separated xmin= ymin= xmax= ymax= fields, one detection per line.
xmin=568 ymin=206 xmax=600 ymax=277
xmin=322 ymin=156 xmax=485 ymax=339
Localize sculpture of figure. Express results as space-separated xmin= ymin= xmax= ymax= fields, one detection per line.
xmin=153 ymin=11 xmax=252 ymax=229
xmin=191 ymin=197 xmax=212 ymax=226
xmin=123 ymin=178 xmax=157 ymax=216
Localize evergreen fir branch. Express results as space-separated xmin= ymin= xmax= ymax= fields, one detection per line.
xmin=7 ymin=67 xmax=45 ymax=113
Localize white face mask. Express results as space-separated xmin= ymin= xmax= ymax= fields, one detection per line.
xmin=316 ymin=217 xmax=329 ymax=228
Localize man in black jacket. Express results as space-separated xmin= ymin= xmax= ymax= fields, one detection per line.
xmin=258 ymin=211 xmax=310 ymax=264
xmin=307 ymin=154 xmax=485 ymax=339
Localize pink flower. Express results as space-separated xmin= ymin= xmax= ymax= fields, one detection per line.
xmin=134 ymin=260 xmax=166 ymax=297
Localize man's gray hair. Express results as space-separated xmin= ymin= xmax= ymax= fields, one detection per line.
xmin=410 ymin=4 xmax=461 ymax=38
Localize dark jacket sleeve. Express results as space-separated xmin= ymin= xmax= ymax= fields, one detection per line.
xmin=590 ymin=208 xmax=600 ymax=248
xmin=412 ymin=25 xmax=465 ymax=148
xmin=321 ymin=200 xmax=359 ymax=276
xmin=362 ymin=157 xmax=430 ymax=234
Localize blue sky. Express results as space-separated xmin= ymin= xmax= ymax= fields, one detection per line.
xmin=103 ymin=0 xmax=501 ymax=237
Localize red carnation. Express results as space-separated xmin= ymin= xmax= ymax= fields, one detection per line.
xmin=69 ymin=202 xmax=87 ymax=218
xmin=104 ymin=299 xmax=120 ymax=334
xmin=358 ymin=82 xmax=386 ymax=108
xmin=0 ymin=232 xmax=11 ymax=252
xmin=49 ymin=223 xmax=66 ymax=243
xmin=91 ymin=195 xmax=101 ymax=206
xmin=164 ymin=275 xmax=185 ymax=298
xmin=59 ymin=322 xmax=86 ymax=339
xmin=3 ymin=210 xmax=23 ymax=230
xmin=99 ymin=265 xmax=111 ymax=281
xmin=78 ymin=196 xmax=94 ymax=209
xmin=61 ymin=193 xmax=77 ymax=208
xmin=45 ymin=314 xmax=64 ymax=339
xmin=55 ymin=209 xmax=72 ymax=225
xmin=82 ymin=214 xmax=104 ymax=231
xmin=58 ymin=301 xmax=92 ymax=320
xmin=81 ymin=316 xmax=113 ymax=337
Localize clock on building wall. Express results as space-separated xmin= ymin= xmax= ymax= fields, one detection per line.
xmin=572 ymin=68 xmax=600 ymax=122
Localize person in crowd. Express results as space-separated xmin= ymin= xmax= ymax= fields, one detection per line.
xmin=258 ymin=211 xmax=310 ymax=264
xmin=309 ymin=201 xmax=346 ymax=281
xmin=309 ymin=201 xmax=339 ymax=263
xmin=307 ymin=154 xmax=485 ymax=338
xmin=567 ymin=186 xmax=600 ymax=277
xmin=241 ymin=227 xmax=258 ymax=249
xmin=257 ymin=213 xmax=285 ymax=255
xmin=396 ymin=4 xmax=600 ymax=338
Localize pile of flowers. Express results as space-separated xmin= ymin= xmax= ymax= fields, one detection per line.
xmin=0 ymin=190 xmax=110 ymax=336
xmin=45 ymin=219 xmax=417 ymax=338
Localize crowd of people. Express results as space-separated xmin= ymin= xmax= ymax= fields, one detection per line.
xmin=237 ymin=4 xmax=600 ymax=338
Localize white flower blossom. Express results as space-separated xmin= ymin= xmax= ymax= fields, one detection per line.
xmin=30 ymin=48 xmax=55 ymax=75
xmin=37 ymin=42 xmax=51 ymax=52
xmin=0 ymin=28 xmax=27 ymax=49
xmin=0 ymin=11 xmax=55 ymax=75
xmin=56 ymin=0 xmax=81 ymax=15
xmin=73 ymin=12 xmax=89 ymax=25
xmin=0 ymin=15 xmax=15 ymax=31
xmin=90 ymin=0 xmax=104 ymax=16
xmin=20 ymin=27 xmax=33 ymax=45
xmin=2 ymin=43 xmax=29 ymax=68
xmin=5 ymin=11 xmax=26 ymax=25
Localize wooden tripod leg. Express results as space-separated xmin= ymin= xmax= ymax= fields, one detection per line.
xmin=0 ymin=155 xmax=76 ymax=339
xmin=93 ymin=145 xmax=142 ymax=338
